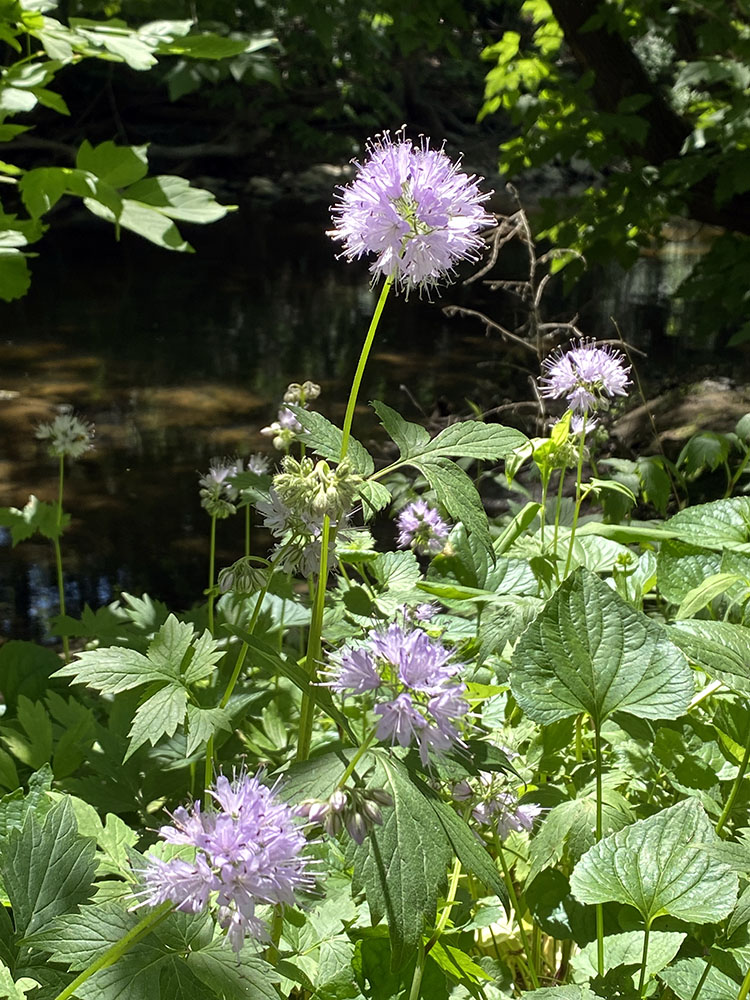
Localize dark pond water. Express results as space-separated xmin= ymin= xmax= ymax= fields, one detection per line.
xmin=0 ymin=202 xmax=735 ymax=642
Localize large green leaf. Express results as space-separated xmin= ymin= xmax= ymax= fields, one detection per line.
xmin=656 ymin=540 xmax=723 ymax=605
xmin=75 ymin=140 xmax=148 ymax=188
xmin=666 ymin=496 xmax=750 ymax=552
xmin=658 ymin=957 xmax=740 ymax=1000
xmin=571 ymin=930 xmax=684 ymax=985
xmin=415 ymin=458 xmax=493 ymax=557
xmin=0 ymin=797 xmax=97 ymax=936
xmin=570 ymin=799 xmax=737 ymax=925
xmin=351 ymin=755 xmax=452 ymax=969
xmin=669 ymin=619 xmax=750 ymax=696
xmin=286 ymin=405 xmax=374 ymax=476
xmin=510 ymin=568 xmax=693 ymax=725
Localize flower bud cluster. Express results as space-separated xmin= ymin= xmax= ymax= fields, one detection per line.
xmin=298 ymin=785 xmax=393 ymax=845
xmin=35 ymin=407 xmax=95 ymax=460
xmin=199 ymin=456 xmax=243 ymax=518
xmin=274 ymin=456 xmax=362 ymax=523
xmin=261 ymin=381 xmax=321 ymax=452
xmin=218 ymin=557 xmax=269 ymax=594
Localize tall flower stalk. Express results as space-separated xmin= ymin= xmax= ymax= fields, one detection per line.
xmin=295 ymin=130 xmax=495 ymax=762
xmin=35 ymin=409 xmax=95 ymax=663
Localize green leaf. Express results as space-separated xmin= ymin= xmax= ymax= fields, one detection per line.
xmin=420 ymin=420 xmax=527 ymax=462
xmin=570 ymin=799 xmax=737 ymax=925
xmin=656 ymin=540 xmax=722 ymax=605
xmin=84 ymin=194 xmax=191 ymax=251
xmin=125 ymin=683 xmax=188 ymax=760
xmin=414 ymin=458 xmax=492 ymax=557
xmin=0 ymin=495 xmax=70 ymax=545
xmin=668 ymin=619 xmax=750 ymax=696
xmin=123 ymin=175 xmax=233 ymax=224
xmin=286 ymin=406 xmax=374 ymax=477
xmin=359 ymin=479 xmax=391 ymax=519
xmin=351 ymin=755 xmax=452 ymax=969
xmin=0 ymin=248 xmax=31 ymax=301
xmin=658 ymin=957 xmax=740 ymax=1000
xmin=19 ymin=167 xmax=69 ymax=217
xmin=519 ymin=988 xmax=594 ymax=999
xmin=427 ymin=796 xmax=507 ymax=905
xmin=25 ymin=902 xmax=142 ymax=969
xmin=571 ymin=930 xmax=684 ymax=985
xmin=0 ymin=964 xmax=40 ymax=1000
xmin=186 ymin=941 xmax=280 ymax=1000
xmin=157 ymin=33 xmax=254 ymax=60
xmin=371 ymin=399 xmax=430 ymax=457
xmin=675 ymin=572 xmax=742 ymax=619
xmin=0 ymin=797 xmax=97 ymax=936
xmin=510 ymin=568 xmax=693 ymax=725
xmin=184 ymin=705 xmax=232 ymax=757
xmin=666 ymin=497 xmax=750 ymax=552
xmin=75 ymin=140 xmax=148 ymax=188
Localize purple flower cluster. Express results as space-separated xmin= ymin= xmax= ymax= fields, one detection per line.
xmin=453 ymin=773 xmax=542 ymax=840
xmin=540 ymin=339 xmax=631 ymax=419
xmin=329 ymin=131 xmax=495 ymax=293
xmin=325 ymin=622 xmax=469 ymax=766
xmin=140 ymin=773 xmax=313 ymax=952
xmin=397 ymin=499 xmax=450 ymax=556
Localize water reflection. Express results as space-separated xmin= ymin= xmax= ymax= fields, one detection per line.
xmin=0 ymin=208 xmax=736 ymax=641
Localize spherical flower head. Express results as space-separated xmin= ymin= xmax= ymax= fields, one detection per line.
xmin=138 ymin=772 xmax=314 ymax=952
xmin=329 ymin=130 xmax=496 ymax=294
xmin=35 ymin=408 xmax=94 ymax=460
xmin=326 ymin=621 xmax=469 ymax=767
xmin=539 ymin=339 xmax=631 ymax=415
xmin=397 ymin=499 xmax=450 ymax=556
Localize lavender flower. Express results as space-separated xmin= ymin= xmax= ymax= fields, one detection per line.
xmin=325 ymin=622 xmax=469 ymax=766
xmin=139 ymin=772 xmax=313 ymax=952
xmin=397 ymin=499 xmax=450 ymax=556
xmin=260 ymin=407 xmax=303 ymax=452
xmin=329 ymin=130 xmax=495 ymax=293
xmin=246 ymin=453 xmax=271 ymax=476
xmin=453 ymin=772 xmax=542 ymax=841
xmin=35 ymin=407 xmax=94 ymax=459
xmin=540 ymin=339 xmax=631 ymax=415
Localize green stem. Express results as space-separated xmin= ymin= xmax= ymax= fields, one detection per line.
xmin=54 ymin=454 xmax=70 ymax=663
xmin=738 ymin=965 xmax=750 ymax=1000
xmin=575 ymin=714 xmax=583 ymax=763
xmin=563 ymin=413 xmax=588 ymax=578
xmin=340 ymin=276 xmax=393 ymax=460
xmin=594 ymin=719 xmax=605 ymax=978
xmin=689 ymin=957 xmax=712 ymax=1000
xmin=205 ymin=557 xmax=281 ymax=799
xmin=726 ymin=448 xmax=750 ymax=498
xmin=425 ymin=857 xmax=462 ymax=954
xmin=52 ymin=902 xmax=173 ymax=1000
xmin=335 ymin=726 xmax=379 ymax=790
xmin=407 ymin=936 xmax=426 ymax=1000
xmin=638 ymin=922 xmax=651 ymax=997
xmin=552 ymin=470 xmax=565 ymax=576
xmin=207 ymin=513 xmax=217 ymax=634
xmin=496 ymin=836 xmax=540 ymax=990
xmin=716 ymin=718 xmax=750 ymax=836
xmin=296 ymin=277 xmax=393 ymax=763
xmin=244 ymin=503 xmax=251 ymax=558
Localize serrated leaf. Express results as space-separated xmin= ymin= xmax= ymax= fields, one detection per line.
xmin=122 ymin=175 xmax=232 ymax=224
xmin=658 ymin=957 xmax=740 ymax=1000
xmin=286 ymin=405 xmax=374 ymax=477
xmin=185 ymin=705 xmax=232 ymax=757
xmin=510 ymin=568 xmax=693 ymax=725
xmin=668 ymin=619 xmax=750 ymax=696
xmin=84 ymin=195 xmax=191 ymax=251
xmin=571 ymin=930 xmax=685 ymax=985
xmin=0 ymin=964 xmax=39 ymax=1000
xmin=187 ymin=942 xmax=279 ymax=1000
xmin=666 ymin=496 xmax=750 ymax=552
xmin=351 ymin=755 xmax=452 ymax=969
xmin=0 ymin=496 xmax=70 ymax=545
xmin=570 ymin=799 xmax=737 ymax=924
xmin=427 ymin=795 xmax=507 ymax=905
xmin=25 ymin=902 xmax=140 ymax=968
xmin=0 ymin=797 xmax=97 ymax=936
xmin=359 ymin=479 xmax=391 ymax=519
xmin=125 ymin=683 xmax=188 ymax=760
xmin=414 ymin=458 xmax=492 ymax=557
xmin=371 ymin=399 xmax=430 ymax=457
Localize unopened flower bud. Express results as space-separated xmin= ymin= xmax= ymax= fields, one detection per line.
xmin=329 ymin=789 xmax=347 ymax=813
xmin=360 ymin=799 xmax=383 ymax=827
xmin=346 ymin=812 xmax=369 ymax=845
xmin=283 ymin=381 xmax=321 ymax=406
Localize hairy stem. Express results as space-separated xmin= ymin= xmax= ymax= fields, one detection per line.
xmin=594 ymin=719 xmax=605 ymax=978
xmin=207 ymin=513 xmax=217 ymax=634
